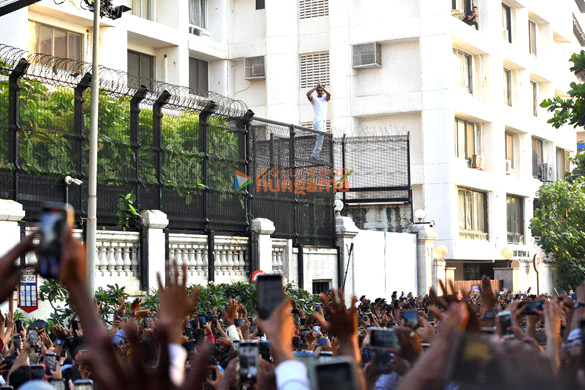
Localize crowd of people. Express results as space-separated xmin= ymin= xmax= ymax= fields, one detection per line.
xmin=0 ymin=229 xmax=585 ymax=389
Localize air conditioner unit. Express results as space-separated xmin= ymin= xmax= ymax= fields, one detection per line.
xmin=471 ymin=155 xmax=484 ymax=170
xmin=189 ymin=24 xmax=209 ymax=36
xmin=540 ymin=163 xmax=555 ymax=182
xmin=352 ymin=43 xmax=382 ymax=69
xmin=505 ymin=159 xmax=513 ymax=175
xmin=245 ymin=56 xmax=266 ymax=80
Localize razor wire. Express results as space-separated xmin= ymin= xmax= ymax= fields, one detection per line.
xmin=0 ymin=43 xmax=248 ymax=118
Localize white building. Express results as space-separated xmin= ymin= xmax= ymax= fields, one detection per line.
xmin=0 ymin=0 xmax=583 ymax=291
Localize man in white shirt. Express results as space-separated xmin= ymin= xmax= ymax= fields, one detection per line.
xmin=306 ymin=81 xmax=332 ymax=159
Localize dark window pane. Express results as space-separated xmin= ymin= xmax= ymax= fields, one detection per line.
xmin=256 ymin=0 xmax=265 ymax=10
xmin=68 ymin=33 xmax=82 ymax=61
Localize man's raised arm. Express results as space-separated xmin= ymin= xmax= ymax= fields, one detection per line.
xmin=306 ymin=85 xmax=317 ymax=101
xmin=319 ymin=81 xmax=332 ymax=101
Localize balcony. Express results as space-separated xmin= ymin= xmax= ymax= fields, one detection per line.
xmin=459 ymin=230 xmax=489 ymax=241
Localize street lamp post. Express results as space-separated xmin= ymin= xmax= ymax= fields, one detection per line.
xmin=87 ymin=0 xmax=100 ymax=294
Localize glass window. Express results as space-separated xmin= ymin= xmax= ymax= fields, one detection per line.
xmin=455 ymin=49 xmax=473 ymax=94
xmin=505 ymin=132 xmax=514 ymax=168
xmin=189 ymin=58 xmax=209 ymax=92
xmin=503 ymin=68 xmax=512 ymax=106
xmin=532 ymin=137 xmax=544 ymax=178
xmin=189 ymin=0 xmax=207 ymax=29
xmin=128 ymin=51 xmax=155 ymax=89
xmin=128 ymin=0 xmax=153 ymax=20
xmin=506 ymin=195 xmax=524 ymax=244
xmin=502 ymin=3 xmax=512 ymax=43
xmin=455 ymin=118 xmax=481 ymax=160
xmin=312 ymin=280 xmax=331 ymax=294
xmin=28 ymin=21 xmax=83 ymax=63
xmin=458 ymin=188 xmax=488 ymax=240
xmin=529 ymin=20 xmax=537 ymax=55
xmin=256 ymin=0 xmax=265 ymax=10
xmin=531 ymin=81 xmax=538 ymax=116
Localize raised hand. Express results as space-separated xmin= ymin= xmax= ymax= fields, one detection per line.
xmin=157 ymin=260 xmax=199 ymax=345
xmin=480 ymin=276 xmax=497 ymax=316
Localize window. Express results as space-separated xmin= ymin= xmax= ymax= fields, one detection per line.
xmin=458 ymin=188 xmax=488 ymax=240
xmin=128 ymin=0 xmax=152 ymax=20
xmin=505 ymin=132 xmax=515 ymax=168
xmin=312 ymin=280 xmax=331 ymax=294
xmin=529 ymin=20 xmax=537 ymax=55
xmin=502 ymin=3 xmax=512 ymax=43
xmin=256 ymin=0 xmax=265 ymax=10
xmin=300 ymin=52 xmax=329 ymax=89
xmin=455 ymin=118 xmax=482 ymax=160
xmin=503 ymin=68 xmax=512 ymax=106
xmin=532 ymin=137 xmax=544 ymax=178
xmin=189 ymin=0 xmax=207 ymax=29
xmin=189 ymin=58 xmax=208 ymax=92
xmin=464 ymin=263 xmax=494 ymax=280
xmin=299 ymin=0 xmax=329 ymax=19
xmin=507 ymin=195 xmax=524 ymax=244
xmin=28 ymin=21 xmax=82 ymax=64
xmin=556 ymin=148 xmax=570 ymax=181
xmin=452 ymin=0 xmax=472 ymax=14
xmin=531 ymin=81 xmax=538 ymax=116
xmin=128 ymin=51 xmax=154 ymax=89
xmin=454 ymin=49 xmax=473 ymax=94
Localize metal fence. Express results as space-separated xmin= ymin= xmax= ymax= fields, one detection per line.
xmin=334 ymin=134 xmax=411 ymax=204
xmin=0 ymin=43 xmax=334 ymax=246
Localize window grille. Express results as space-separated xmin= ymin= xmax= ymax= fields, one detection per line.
xmin=300 ymin=52 xmax=330 ymax=89
xmin=299 ymin=0 xmax=329 ymax=19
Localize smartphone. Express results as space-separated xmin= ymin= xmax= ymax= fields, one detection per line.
xmin=239 ymin=341 xmax=259 ymax=384
xmin=207 ymin=367 xmax=217 ymax=381
xmin=45 ymin=352 xmax=57 ymax=374
xmin=13 ymin=336 xmax=21 ymax=351
xmin=497 ymin=311 xmax=514 ymax=338
xmin=361 ymin=347 xmax=374 ymax=364
xmin=369 ymin=328 xmax=399 ymax=349
xmin=259 ymin=340 xmax=271 ymax=362
xmin=256 ymin=274 xmax=284 ymax=320
xmin=198 ymin=315 xmax=207 ymax=326
xmin=28 ymin=330 xmax=39 ymax=347
xmin=373 ymin=350 xmax=393 ymax=373
xmin=519 ymin=301 xmax=544 ymax=315
xmin=428 ymin=312 xmax=435 ymax=323
xmin=317 ymin=337 xmax=327 ymax=346
xmin=404 ymin=310 xmax=418 ymax=329
xmin=15 ymin=320 xmax=24 ymax=334
xmin=444 ymin=333 xmax=498 ymax=387
xmin=315 ymin=357 xmax=359 ymax=390
xmin=70 ymin=320 xmax=80 ymax=333
xmin=73 ymin=379 xmax=94 ymax=390
xmin=49 ymin=379 xmax=65 ymax=390
xmin=30 ymin=364 xmax=45 ymax=380
xmin=292 ymin=336 xmax=301 ymax=350
xmin=313 ymin=325 xmax=321 ymax=333
xmin=1 ymin=386 xmax=14 ymax=390
xmin=315 ymin=303 xmax=321 ymax=311
xmin=300 ymin=317 xmax=306 ymax=326
xmin=232 ymin=340 xmax=240 ymax=355
xmin=38 ymin=203 xmax=75 ymax=279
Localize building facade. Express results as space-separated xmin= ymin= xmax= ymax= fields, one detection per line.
xmin=0 ymin=0 xmax=583 ymax=290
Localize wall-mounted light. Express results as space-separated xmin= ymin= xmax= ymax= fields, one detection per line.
xmin=434 ymin=244 xmax=448 ymax=259
xmin=501 ymin=247 xmax=514 ymax=260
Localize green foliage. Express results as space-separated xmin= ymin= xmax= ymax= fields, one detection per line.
xmin=0 ymin=73 xmax=239 ymax=210
xmin=94 ymin=284 xmax=129 ymax=325
xmin=541 ymin=50 xmax=585 ymax=129
xmin=116 ymin=192 xmax=141 ymax=228
xmin=531 ymin=178 xmax=585 ymax=290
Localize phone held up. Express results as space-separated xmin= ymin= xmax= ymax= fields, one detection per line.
xmin=256 ymin=274 xmax=284 ymax=320
xmin=38 ymin=203 xmax=75 ymax=280
xmin=315 ymin=356 xmax=359 ymax=390
xmin=239 ymin=341 xmax=259 ymax=384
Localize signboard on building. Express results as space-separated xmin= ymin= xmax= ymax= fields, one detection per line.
xmin=18 ymin=267 xmax=38 ymax=313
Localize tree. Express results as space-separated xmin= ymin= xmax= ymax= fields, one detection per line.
xmin=531 ymin=51 xmax=585 ymax=289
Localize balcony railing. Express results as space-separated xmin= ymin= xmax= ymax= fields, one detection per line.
xmin=459 ymin=230 xmax=488 ymax=241
xmin=507 ymin=232 xmax=524 ymax=245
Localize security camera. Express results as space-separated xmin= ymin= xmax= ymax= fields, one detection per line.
xmin=64 ymin=176 xmax=83 ymax=186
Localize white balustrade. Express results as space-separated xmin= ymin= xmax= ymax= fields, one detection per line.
xmin=272 ymin=239 xmax=287 ymax=275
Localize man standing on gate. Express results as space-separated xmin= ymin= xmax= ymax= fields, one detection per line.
xmin=306 ymin=80 xmax=331 ymax=160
